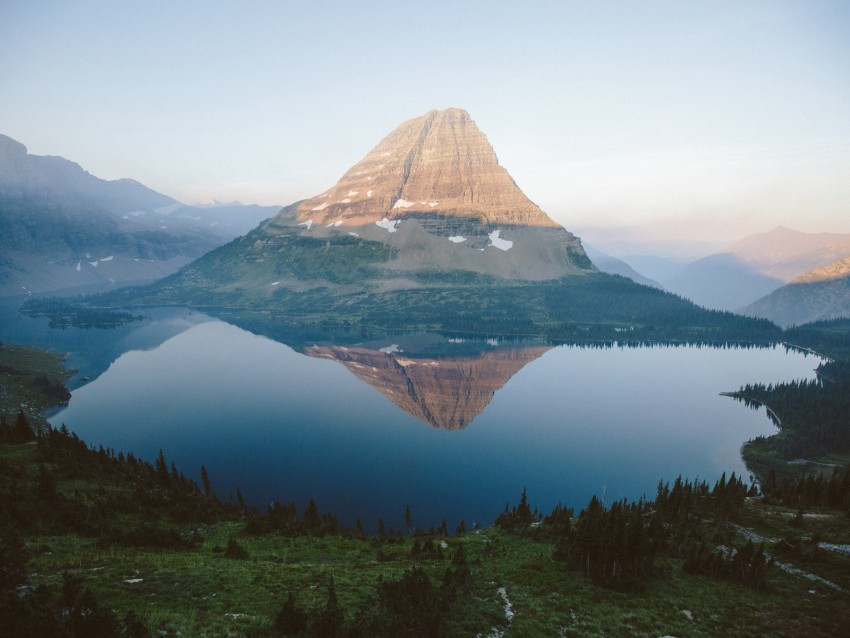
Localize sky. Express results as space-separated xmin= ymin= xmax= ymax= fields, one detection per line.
xmin=2 ymin=0 xmax=849 ymax=258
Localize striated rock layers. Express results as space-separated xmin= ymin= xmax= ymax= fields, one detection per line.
xmin=257 ymin=107 xmax=593 ymax=284
xmin=293 ymin=108 xmax=559 ymax=229
xmin=306 ymin=343 xmax=552 ymax=430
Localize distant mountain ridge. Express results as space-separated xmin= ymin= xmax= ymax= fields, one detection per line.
xmin=659 ymin=227 xmax=850 ymax=311
xmin=0 ymin=134 xmax=278 ymax=296
xmin=0 ymin=133 xmax=177 ymax=213
xmin=741 ymin=255 xmax=850 ymax=327
xmin=583 ymin=244 xmax=663 ymax=289
xmin=793 ymin=256 xmax=850 ymax=284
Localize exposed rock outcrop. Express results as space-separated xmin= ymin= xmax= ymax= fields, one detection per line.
xmin=293 ymin=108 xmax=559 ymax=229
xmin=256 ymin=107 xmax=593 ymax=284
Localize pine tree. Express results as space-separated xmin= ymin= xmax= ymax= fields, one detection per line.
xmin=276 ymin=592 xmax=307 ymax=636
xmin=304 ymin=499 xmax=321 ymax=533
xmin=13 ymin=410 xmax=33 ymax=442
xmin=404 ymin=504 xmax=413 ymax=532
xmin=200 ymin=465 xmax=211 ymax=497
xmin=311 ymin=576 xmax=344 ymax=637
xmin=155 ymin=450 xmax=170 ymax=488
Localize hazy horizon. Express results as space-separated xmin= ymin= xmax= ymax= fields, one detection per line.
xmin=2 ymin=1 xmax=849 ymax=253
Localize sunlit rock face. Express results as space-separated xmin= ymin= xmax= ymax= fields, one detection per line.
xmin=740 ymin=256 xmax=850 ymax=327
xmin=294 ymin=108 xmax=559 ymax=228
xmin=306 ymin=343 xmax=552 ymax=430
xmin=261 ymin=107 xmax=594 ymax=282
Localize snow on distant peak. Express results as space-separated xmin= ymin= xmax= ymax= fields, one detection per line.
xmin=376 ymin=218 xmax=400 ymax=233
xmin=299 ymin=220 xmax=314 ymax=230
xmin=379 ymin=344 xmax=401 ymax=353
xmin=392 ymin=199 xmax=414 ymax=209
xmin=338 ymin=198 xmax=351 ymax=203
xmin=488 ymin=230 xmax=513 ymax=251
xmin=100 ymin=255 xmax=114 ymax=262
xmin=448 ymin=236 xmax=467 ymax=243
xmin=366 ymin=190 xmax=373 ymax=197
xmin=347 ymin=190 xmax=359 ymax=196
xmin=312 ymin=202 xmax=329 ymax=211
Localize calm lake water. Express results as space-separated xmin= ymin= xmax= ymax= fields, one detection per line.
xmin=18 ymin=307 xmax=819 ymax=532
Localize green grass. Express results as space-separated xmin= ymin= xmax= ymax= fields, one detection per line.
xmin=0 ymin=342 xmax=71 ymax=424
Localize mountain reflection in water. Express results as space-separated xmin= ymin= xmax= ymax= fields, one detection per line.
xmin=306 ymin=343 xmax=552 ymax=430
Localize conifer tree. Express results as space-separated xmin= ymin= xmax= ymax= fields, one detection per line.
xmin=404 ymin=504 xmax=413 ymax=532
xmin=200 ymin=465 xmax=211 ymax=497
xmin=311 ymin=576 xmax=344 ymax=637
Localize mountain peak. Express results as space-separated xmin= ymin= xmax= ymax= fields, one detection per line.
xmin=295 ymin=108 xmax=559 ymax=228
xmin=0 ymin=134 xmax=28 ymax=157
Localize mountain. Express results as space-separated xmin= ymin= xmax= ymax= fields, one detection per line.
xmin=660 ymin=227 xmax=850 ymax=311
xmin=582 ymin=244 xmax=662 ymax=289
xmin=740 ymin=256 xmax=850 ymax=327
xmin=277 ymin=107 xmax=593 ymax=280
xmin=307 ymin=341 xmax=551 ymax=430
xmin=662 ymin=253 xmax=784 ymax=311
xmin=0 ymin=134 xmax=277 ymax=296
xmin=129 ymin=108 xmax=593 ymax=307
xmin=793 ymin=256 xmax=850 ymax=285
xmin=90 ymin=110 xmax=781 ymax=342
xmin=618 ymin=254 xmax=688 ymax=287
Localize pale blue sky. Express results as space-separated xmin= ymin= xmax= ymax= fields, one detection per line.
xmin=2 ymin=1 xmax=848 ymax=255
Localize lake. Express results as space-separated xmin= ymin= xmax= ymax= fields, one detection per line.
xmin=18 ymin=307 xmax=820 ymax=533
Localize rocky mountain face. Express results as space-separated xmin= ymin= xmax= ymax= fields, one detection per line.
xmin=293 ymin=108 xmax=560 ymax=230
xmin=792 ymin=256 xmax=850 ymax=285
xmin=280 ymin=108 xmax=592 ymax=281
xmin=306 ymin=343 xmax=551 ymax=430
xmin=659 ymin=227 xmax=850 ymax=311
xmin=741 ymin=256 xmax=850 ymax=327
xmin=0 ymin=134 xmax=277 ymax=296
xmin=162 ymin=108 xmax=594 ymax=306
